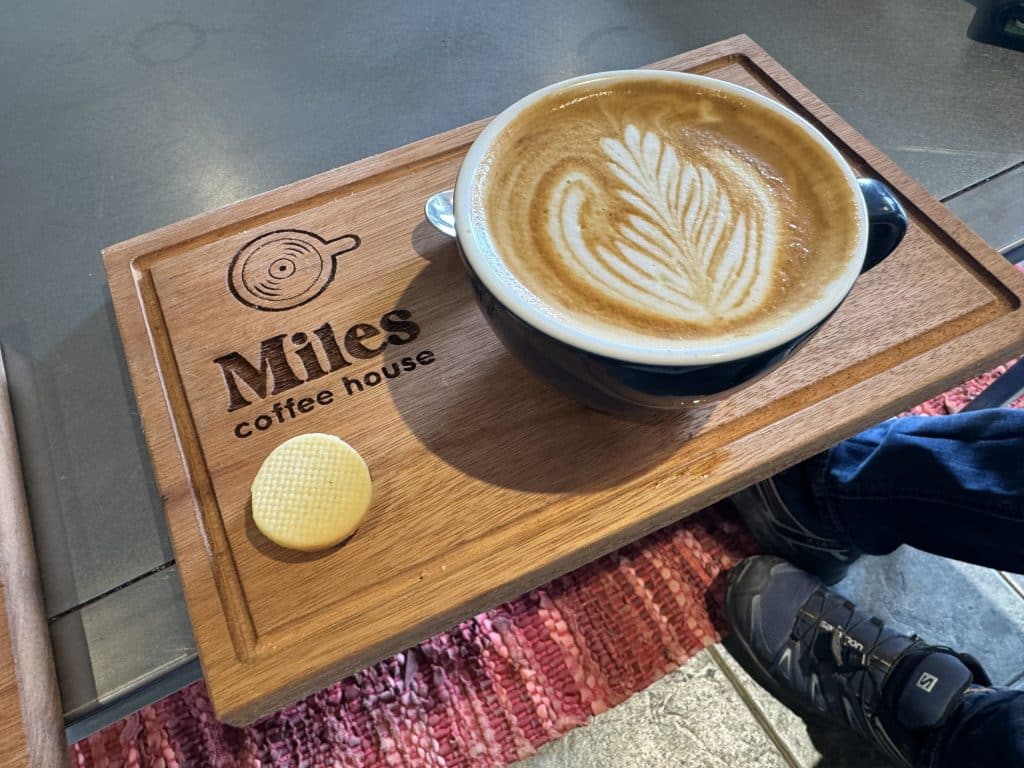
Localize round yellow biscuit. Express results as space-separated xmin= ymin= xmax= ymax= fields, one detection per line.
xmin=251 ymin=433 xmax=371 ymax=551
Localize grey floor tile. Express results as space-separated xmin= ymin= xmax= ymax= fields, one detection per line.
xmin=514 ymin=649 xmax=793 ymax=768
xmin=1002 ymin=572 xmax=1024 ymax=598
xmin=838 ymin=548 xmax=1024 ymax=685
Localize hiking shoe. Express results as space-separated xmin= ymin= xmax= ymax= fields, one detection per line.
xmin=729 ymin=472 xmax=861 ymax=584
xmin=726 ymin=556 xmax=992 ymax=768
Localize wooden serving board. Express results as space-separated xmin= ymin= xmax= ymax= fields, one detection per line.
xmin=104 ymin=35 xmax=1024 ymax=725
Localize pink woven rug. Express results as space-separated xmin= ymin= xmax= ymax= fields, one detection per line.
xmin=70 ymin=355 xmax=1022 ymax=768
xmin=71 ymin=507 xmax=753 ymax=768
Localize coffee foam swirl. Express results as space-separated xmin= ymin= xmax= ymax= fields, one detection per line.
xmin=549 ymin=124 xmax=778 ymax=326
xmin=477 ymin=77 xmax=863 ymax=346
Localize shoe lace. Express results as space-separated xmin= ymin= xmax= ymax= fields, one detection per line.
xmin=795 ymin=592 xmax=969 ymax=768
xmin=800 ymin=595 xmax=919 ymax=721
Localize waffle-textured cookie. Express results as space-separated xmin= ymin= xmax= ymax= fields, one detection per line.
xmin=251 ymin=433 xmax=371 ymax=551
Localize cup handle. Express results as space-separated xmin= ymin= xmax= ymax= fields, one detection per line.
xmin=857 ymin=178 xmax=907 ymax=272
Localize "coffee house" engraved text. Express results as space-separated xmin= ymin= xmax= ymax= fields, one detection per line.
xmin=212 ymin=308 xmax=436 ymax=439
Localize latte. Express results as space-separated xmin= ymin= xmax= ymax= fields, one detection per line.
xmin=473 ymin=76 xmax=863 ymax=346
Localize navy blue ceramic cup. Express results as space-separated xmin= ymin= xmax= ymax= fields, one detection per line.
xmin=445 ymin=71 xmax=908 ymax=419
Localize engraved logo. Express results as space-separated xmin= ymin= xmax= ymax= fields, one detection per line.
xmin=228 ymin=229 xmax=360 ymax=311
xmin=548 ymin=125 xmax=778 ymax=324
xmin=916 ymin=673 xmax=939 ymax=693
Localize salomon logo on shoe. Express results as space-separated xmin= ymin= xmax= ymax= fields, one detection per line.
xmin=916 ymin=673 xmax=939 ymax=693
xmin=817 ymin=619 xmax=865 ymax=652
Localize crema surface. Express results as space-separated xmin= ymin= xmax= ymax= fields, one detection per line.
xmin=476 ymin=77 xmax=863 ymax=346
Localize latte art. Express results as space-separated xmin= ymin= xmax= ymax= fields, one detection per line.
xmin=549 ymin=125 xmax=778 ymax=325
xmin=477 ymin=77 xmax=863 ymax=346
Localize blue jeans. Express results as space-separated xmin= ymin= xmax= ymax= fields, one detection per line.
xmin=926 ymin=688 xmax=1024 ymax=768
xmin=807 ymin=408 xmax=1024 ymax=573
xmin=802 ymin=408 xmax=1024 ymax=767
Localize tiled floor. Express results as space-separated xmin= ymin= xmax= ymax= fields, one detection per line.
xmin=517 ymin=548 xmax=1024 ymax=767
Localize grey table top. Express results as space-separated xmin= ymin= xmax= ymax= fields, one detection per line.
xmin=1 ymin=0 xmax=1022 ymax=735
